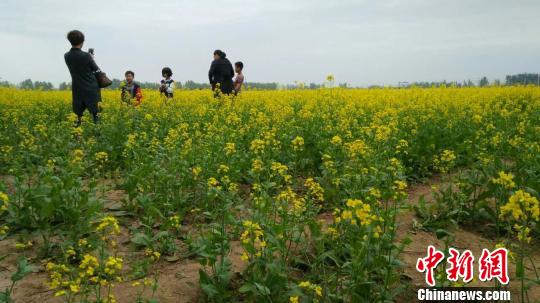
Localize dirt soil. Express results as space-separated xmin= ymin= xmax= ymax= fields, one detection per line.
xmin=396 ymin=177 xmax=540 ymax=302
xmin=1 ymin=176 xmax=539 ymax=302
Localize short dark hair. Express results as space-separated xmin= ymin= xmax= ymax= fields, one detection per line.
xmin=125 ymin=70 xmax=135 ymax=77
xmin=162 ymin=67 xmax=173 ymax=77
xmin=235 ymin=61 xmax=243 ymax=70
xmin=213 ymin=49 xmax=226 ymax=58
xmin=67 ymin=30 xmax=85 ymax=46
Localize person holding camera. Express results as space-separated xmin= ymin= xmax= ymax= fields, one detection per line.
xmin=159 ymin=67 xmax=174 ymax=99
xmin=64 ymin=30 xmax=102 ymax=126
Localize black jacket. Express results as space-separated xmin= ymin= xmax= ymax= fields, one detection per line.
xmin=64 ymin=48 xmax=101 ymax=104
xmin=208 ymin=58 xmax=234 ymax=94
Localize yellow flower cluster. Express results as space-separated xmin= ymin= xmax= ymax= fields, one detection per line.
xmin=299 ymin=280 xmax=323 ymax=297
xmin=240 ymin=220 xmax=266 ymax=261
xmin=345 ymin=139 xmax=369 ymax=159
xmin=395 ymin=139 xmax=409 ymax=154
xmin=304 ymin=177 xmax=324 ymax=202
xmin=145 ymin=248 xmax=161 ymax=262
xmin=207 ymin=177 xmax=220 ymax=189
xmin=169 ymin=214 xmax=181 ymax=229
xmin=71 ymin=149 xmax=84 ymax=165
xmin=79 ymin=254 xmax=99 ymax=278
xmin=250 ymin=138 xmax=266 ymax=155
xmin=271 ymin=162 xmax=292 ymax=183
xmin=275 ymin=186 xmax=307 ymax=214
xmin=218 ymin=164 xmax=229 ymax=174
xmin=224 ymin=142 xmax=236 ymax=156
xmin=94 ymin=151 xmax=109 ymax=170
xmin=500 ymin=190 xmax=539 ymax=222
xmin=251 ymin=159 xmax=264 ymax=173
xmin=72 ymin=126 xmax=83 ymax=137
xmin=104 ymin=256 xmax=123 ymax=276
xmin=291 ymin=136 xmax=304 ymax=151
xmin=393 ymin=180 xmax=408 ymax=199
xmin=289 ymin=296 xmax=299 ymax=303
xmin=433 ymin=149 xmax=456 ymax=173
xmin=192 ymin=166 xmax=202 ymax=179
xmin=95 ymin=151 xmax=108 ymax=164
xmin=0 ymin=225 xmax=8 ymax=236
xmin=330 ymin=135 xmax=342 ymax=145
xmin=335 ymin=199 xmax=382 ymax=237
xmin=96 ymin=215 xmax=121 ymax=235
xmin=0 ymin=191 xmax=8 ymax=212
xmin=500 ymin=190 xmax=540 ymax=243
xmin=15 ymin=241 xmax=33 ymax=249
xmin=491 ymin=171 xmax=516 ymax=189
xmin=367 ymin=187 xmax=381 ymax=200
xmin=46 ymin=261 xmax=81 ymax=297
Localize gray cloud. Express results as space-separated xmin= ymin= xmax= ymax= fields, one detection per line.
xmin=1 ymin=0 xmax=539 ymax=86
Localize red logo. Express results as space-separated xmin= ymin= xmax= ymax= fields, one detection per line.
xmin=479 ymin=248 xmax=509 ymax=285
xmin=416 ymin=245 xmax=445 ymax=286
xmin=416 ymin=246 xmax=509 ymax=286
xmin=446 ymin=248 xmax=474 ymax=283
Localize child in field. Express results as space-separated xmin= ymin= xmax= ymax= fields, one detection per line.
xmin=233 ymin=61 xmax=244 ymax=95
xmin=120 ymin=70 xmax=143 ymax=106
xmin=159 ymin=67 xmax=174 ymax=99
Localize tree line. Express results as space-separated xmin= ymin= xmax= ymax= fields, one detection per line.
xmin=1 ymin=73 xmax=539 ymax=90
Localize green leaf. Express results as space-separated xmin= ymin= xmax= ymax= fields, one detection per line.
xmin=238 ymin=283 xmax=255 ymax=293
xmin=131 ymin=233 xmax=152 ymax=247
xmin=11 ymin=257 xmax=32 ymax=282
xmin=435 ymin=229 xmax=452 ymax=240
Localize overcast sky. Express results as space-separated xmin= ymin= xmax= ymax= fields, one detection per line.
xmin=1 ymin=0 xmax=539 ymax=87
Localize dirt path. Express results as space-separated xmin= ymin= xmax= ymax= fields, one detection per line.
xmin=396 ymin=177 xmax=540 ymax=302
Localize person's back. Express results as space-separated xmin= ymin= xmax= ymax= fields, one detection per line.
xmin=64 ymin=30 xmax=101 ymax=125
xmin=64 ymin=49 xmax=99 ymax=100
xmin=209 ymin=50 xmax=234 ymax=94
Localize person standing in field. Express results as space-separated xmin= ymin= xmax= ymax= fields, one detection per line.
xmin=233 ymin=61 xmax=245 ymax=95
xmin=89 ymin=49 xmax=103 ymax=112
xmin=120 ymin=70 xmax=143 ymax=106
xmin=208 ymin=50 xmax=234 ymax=95
xmin=159 ymin=67 xmax=174 ymax=100
xmin=64 ymin=30 xmax=102 ymax=126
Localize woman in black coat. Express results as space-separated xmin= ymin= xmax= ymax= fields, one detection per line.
xmin=208 ymin=50 xmax=234 ymax=95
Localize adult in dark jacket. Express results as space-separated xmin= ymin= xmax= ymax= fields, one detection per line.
xmin=64 ymin=30 xmax=101 ymax=126
xmin=208 ymin=50 xmax=234 ymax=95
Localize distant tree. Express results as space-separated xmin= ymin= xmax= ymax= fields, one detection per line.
xmin=59 ymin=82 xmax=72 ymax=90
xmin=246 ymin=82 xmax=278 ymax=90
xmin=139 ymin=82 xmax=161 ymax=90
xmin=464 ymin=80 xmax=475 ymax=87
xmin=0 ymin=81 xmax=12 ymax=88
xmin=505 ymin=73 xmax=540 ymax=86
xmin=309 ymin=83 xmax=321 ymax=89
xmin=184 ymin=80 xmax=209 ymax=90
xmin=108 ymin=78 xmax=122 ymax=90
xmin=479 ymin=77 xmax=489 ymax=87
xmin=33 ymin=81 xmax=54 ymax=90
xmin=19 ymin=79 xmax=34 ymax=90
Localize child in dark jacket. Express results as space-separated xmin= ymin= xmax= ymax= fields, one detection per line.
xmin=120 ymin=70 xmax=143 ymax=106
